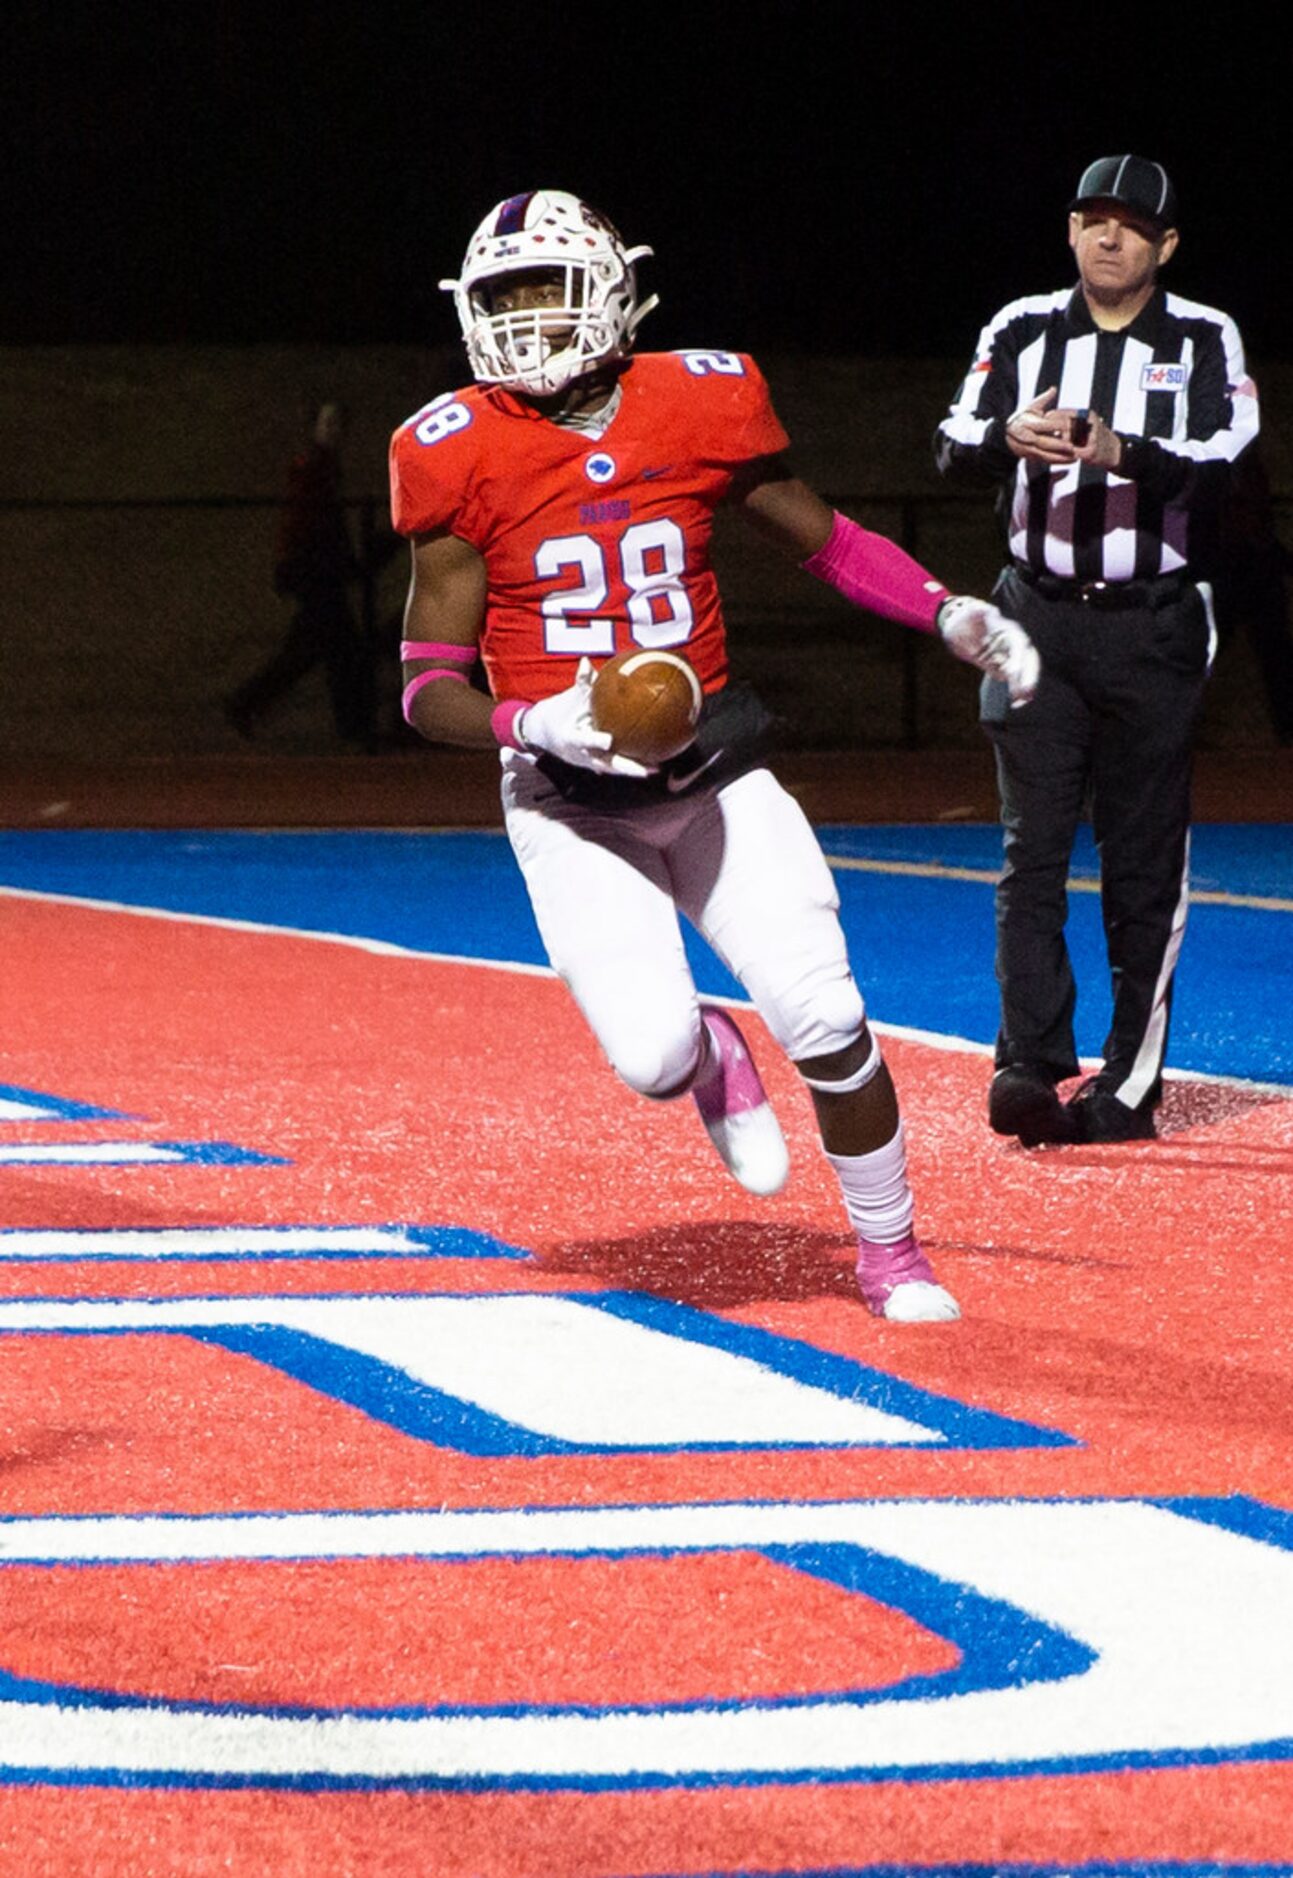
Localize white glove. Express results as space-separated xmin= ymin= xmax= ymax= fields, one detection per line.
xmin=937 ymin=597 xmax=1040 ymax=707
xmin=519 ymin=658 xmax=655 ymax=776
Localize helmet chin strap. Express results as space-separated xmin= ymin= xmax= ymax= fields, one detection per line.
xmin=510 ymin=323 xmax=556 ymax=375
xmin=492 ymin=302 xmax=629 ymax=398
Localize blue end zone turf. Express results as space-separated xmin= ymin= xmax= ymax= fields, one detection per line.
xmin=1 ymin=827 xmax=1289 ymax=1085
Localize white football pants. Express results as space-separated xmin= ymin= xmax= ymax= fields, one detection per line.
xmin=501 ymin=761 xmax=866 ymax=1098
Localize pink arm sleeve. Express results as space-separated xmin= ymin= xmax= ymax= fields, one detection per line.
xmin=801 ymin=511 xmax=950 ymax=633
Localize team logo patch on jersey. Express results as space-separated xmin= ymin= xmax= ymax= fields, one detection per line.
xmin=1141 ymin=361 xmax=1188 ymax=392
xmin=583 ymin=452 xmax=617 ymax=484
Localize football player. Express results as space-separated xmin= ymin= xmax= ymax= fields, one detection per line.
xmin=391 ymin=190 xmax=1039 ymax=1323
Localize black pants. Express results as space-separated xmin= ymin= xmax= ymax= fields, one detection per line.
xmin=982 ymin=567 xmax=1212 ymax=1106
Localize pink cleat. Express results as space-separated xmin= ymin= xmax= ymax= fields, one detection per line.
xmin=692 ymin=1004 xmax=789 ymax=1196
xmin=856 ymin=1232 xmax=960 ymax=1323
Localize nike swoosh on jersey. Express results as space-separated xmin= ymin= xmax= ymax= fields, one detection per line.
xmin=665 ymin=750 xmax=723 ymax=792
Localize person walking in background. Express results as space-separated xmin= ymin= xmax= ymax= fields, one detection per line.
xmin=226 ymin=399 xmax=375 ymax=747
xmin=936 ymin=155 xmax=1260 ymax=1145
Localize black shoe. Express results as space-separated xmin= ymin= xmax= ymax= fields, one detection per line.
xmin=1067 ymin=1083 xmax=1157 ymax=1142
xmin=988 ymin=1065 xmax=1078 ymax=1147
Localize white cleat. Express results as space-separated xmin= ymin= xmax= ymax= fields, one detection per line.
xmin=700 ymin=1102 xmax=791 ymax=1197
xmin=692 ymin=1005 xmax=789 ymax=1196
xmin=879 ymin=1280 xmax=961 ymax=1324
xmin=856 ymin=1233 xmax=960 ymax=1322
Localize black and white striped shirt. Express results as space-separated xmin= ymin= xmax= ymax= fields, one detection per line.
xmin=936 ymin=286 xmax=1259 ymax=583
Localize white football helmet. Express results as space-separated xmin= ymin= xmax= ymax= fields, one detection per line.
xmin=440 ymin=190 xmax=658 ymax=397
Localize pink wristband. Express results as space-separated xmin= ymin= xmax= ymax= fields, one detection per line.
xmin=802 ymin=511 xmax=949 ymax=632
xmin=490 ymin=699 xmax=531 ymax=751
xmin=400 ymin=640 xmax=476 ymax=664
xmin=401 ymin=668 xmax=466 ymax=724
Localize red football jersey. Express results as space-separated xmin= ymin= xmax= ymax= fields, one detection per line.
xmin=389 ymin=350 xmax=789 ymax=703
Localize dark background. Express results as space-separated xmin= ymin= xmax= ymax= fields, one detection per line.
xmin=6 ymin=3 xmax=1288 ymax=360
xmin=2 ymin=3 xmax=1291 ymax=784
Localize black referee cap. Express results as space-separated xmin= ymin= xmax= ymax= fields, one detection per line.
xmin=1069 ymin=155 xmax=1178 ymax=229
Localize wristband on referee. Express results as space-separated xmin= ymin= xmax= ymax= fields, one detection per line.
xmin=1112 ymin=432 xmax=1140 ymax=475
xmin=490 ymin=699 xmax=533 ymax=751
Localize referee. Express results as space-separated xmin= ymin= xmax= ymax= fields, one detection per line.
xmin=936 ymin=156 xmax=1260 ymax=1145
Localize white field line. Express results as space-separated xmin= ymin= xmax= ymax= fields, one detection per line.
xmin=2 ymin=883 xmax=1287 ymax=1097
xmin=0 ymin=883 xmax=554 ymax=977
xmin=825 ymin=853 xmax=1293 ymax=914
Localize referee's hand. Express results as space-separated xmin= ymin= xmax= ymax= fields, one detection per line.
xmin=1005 ymin=389 xmax=1075 ymax=463
xmin=1007 ymin=389 xmax=1123 ymax=470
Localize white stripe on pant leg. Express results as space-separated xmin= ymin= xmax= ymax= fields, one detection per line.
xmin=1115 ymin=829 xmax=1191 ymax=1111
xmin=1197 ymin=579 xmax=1219 ymax=669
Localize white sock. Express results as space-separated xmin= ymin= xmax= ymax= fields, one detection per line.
xmin=825 ymin=1122 xmax=915 ymax=1244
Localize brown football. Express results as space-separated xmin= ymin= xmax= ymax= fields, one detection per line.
xmin=590 ymin=649 xmax=704 ymax=766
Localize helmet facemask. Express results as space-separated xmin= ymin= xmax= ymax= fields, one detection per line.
xmin=441 ymin=190 xmax=657 ymax=397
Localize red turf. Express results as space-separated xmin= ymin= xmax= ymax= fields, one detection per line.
xmin=1 ymin=892 xmax=1291 ymax=1870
